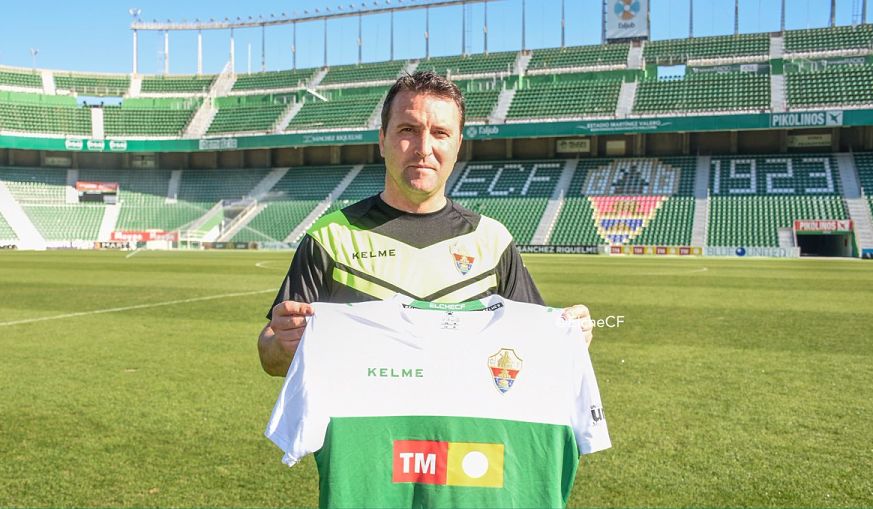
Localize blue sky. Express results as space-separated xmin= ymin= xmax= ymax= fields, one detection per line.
xmin=0 ymin=0 xmax=866 ymax=75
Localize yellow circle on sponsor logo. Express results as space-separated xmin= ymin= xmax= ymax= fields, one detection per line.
xmin=461 ymin=451 xmax=489 ymax=478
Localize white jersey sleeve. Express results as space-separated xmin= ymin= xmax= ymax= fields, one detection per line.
xmin=569 ymin=328 xmax=612 ymax=454
xmin=264 ymin=311 xmax=328 ymax=467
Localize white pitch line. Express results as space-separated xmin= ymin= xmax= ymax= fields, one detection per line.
xmin=0 ymin=289 xmax=274 ymax=327
xmin=125 ymin=248 xmax=143 ymax=259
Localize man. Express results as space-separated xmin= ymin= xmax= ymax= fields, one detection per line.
xmin=259 ymin=71 xmax=592 ymax=376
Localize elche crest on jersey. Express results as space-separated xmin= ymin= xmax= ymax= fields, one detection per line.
xmin=487 ymin=348 xmax=522 ymax=394
xmin=449 ymin=241 xmax=476 ymax=276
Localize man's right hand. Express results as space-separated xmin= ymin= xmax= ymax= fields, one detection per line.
xmin=258 ymin=300 xmax=314 ymax=377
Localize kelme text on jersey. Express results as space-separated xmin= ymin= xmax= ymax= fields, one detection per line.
xmin=368 ymin=367 xmax=424 ymax=378
xmin=351 ymin=249 xmax=397 ymax=260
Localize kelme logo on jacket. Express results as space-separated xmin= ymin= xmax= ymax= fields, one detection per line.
xmin=392 ymin=440 xmax=504 ymax=488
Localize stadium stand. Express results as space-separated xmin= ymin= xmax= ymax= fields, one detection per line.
xmin=550 ymin=158 xmax=696 ymax=246
xmin=231 ymin=68 xmax=316 ymax=91
xmin=784 ymin=25 xmax=873 ymax=54
xmin=454 ymin=80 xmax=503 ymax=122
xmin=449 ymin=161 xmax=564 ymax=244
xmin=0 ymin=167 xmax=105 ymax=240
xmin=208 ymin=94 xmax=292 ymax=134
xmin=54 ymin=73 xmax=130 ymax=96
xmin=320 ymin=61 xmax=404 ymax=85
xmin=285 ymin=87 xmax=385 ymax=130
xmin=633 ymin=72 xmax=770 ymax=114
xmin=103 ymin=98 xmax=200 ymax=137
xmin=76 ymin=169 xmax=180 ymax=231
xmin=643 ymin=33 xmax=770 ymax=64
xmin=141 ymin=75 xmax=216 ymax=94
xmin=232 ymin=166 xmax=352 ymax=242
xmin=707 ymin=155 xmax=848 ymax=247
xmin=0 ymin=212 xmax=17 ymax=240
xmin=323 ymin=165 xmax=387 ymax=215
xmin=786 ymin=64 xmax=873 ymax=108
xmin=0 ymin=92 xmax=91 ymax=135
xmin=418 ymin=51 xmax=517 ymax=77
xmin=507 ymin=78 xmax=622 ymax=120
xmin=176 ymin=168 xmax=271 ymax=206
xmin=527 ymin=44 xmax=630 ymax=71
xmin=0 ymin=167 xmax=67 ymax=204
xmin=0 ymin=68 xmax=43 ymax=89
xmin=23 ymin=204 xmax=104 ymax=240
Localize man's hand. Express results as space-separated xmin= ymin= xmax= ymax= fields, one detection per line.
xmin=258 ymin=300 xmax=314 ymax=376
xmin=562 ymin=304 xmax=594 ymax=348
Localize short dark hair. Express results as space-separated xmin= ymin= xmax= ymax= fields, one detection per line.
xmin=380 ymin=71 xmax=466 ymax=132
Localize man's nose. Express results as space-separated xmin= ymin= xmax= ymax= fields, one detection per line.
xmin=414 ymin=131 xmax=433 ymax=159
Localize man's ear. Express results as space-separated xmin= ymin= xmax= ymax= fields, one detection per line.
xmin=378 ymin=128 xmax=385 ymax=157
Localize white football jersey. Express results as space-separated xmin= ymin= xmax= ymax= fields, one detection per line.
xmin=266 ymin=295 xmax=611 ymax=467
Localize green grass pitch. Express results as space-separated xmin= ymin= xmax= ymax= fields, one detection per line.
xmin=1 ymin=250 xmax=871 ymax=507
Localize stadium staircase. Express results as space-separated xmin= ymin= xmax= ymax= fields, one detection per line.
xmin=530 ymin=158 xmax=577 ymax=245
xmin=367 ymin=90 xmax=390 ymax=129
xmin=97 ymin=204 xmax=120 ymax=241
xmin=166 ymin=170 xmax=181 ymax=203
xmin=184 ymin=98 xmax=217 ymax=138
xmin=309 ymin=68 xmax=329 ymax=88
xmin=691 ymin=155 xmax=711 ymax=247
xmin=403 ymin=60 xmax=420 ymax=76
xmin=90 ymin=108 xmax=105 ymax=139
xmin=769 ymin=35 xmax=785 ymax=59
xmin=615 ymin=81 xmax=637 ymax=119
xmin=513 ymin=52 xmax=532 ymax=75
xmin=627 ymin=45 xmax=643 ymax=69
xmin=839 ymin=153 xmax=873 ymax=250
xmin=65 ymin=169 xmax=79 ymax=203
xmin=41 ymin=70 xmax=55 ymax=95
xmin=128 ymin=75 xmax=142 ymax=97
xmin=0 ymin=180 xmax=46 ymax=249
xmin=274 ymin=101 xmax=304 ymax=132
xmin=777 ymin=227 xmax=796 ymax=248
xmin=184 ymin=64 xmax=236 ymax=137
xmin=248 ymin=167 xmax=290 ymax=199
xmin=770 ymin=74 xmax=787 ymax=113
xmin=284 ymin=164 xmax=364 ymax=244
xmin=488 ymin=89 xmax=515 ymax=124
xmin=217 ymin=201 xmax=264 ymax=241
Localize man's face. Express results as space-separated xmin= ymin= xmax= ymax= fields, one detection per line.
xmin=379 ymin=90 xmax=463 ymax=207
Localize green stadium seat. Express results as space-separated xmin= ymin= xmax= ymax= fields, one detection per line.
xmin=643 ymin=33 xmax=769 ymax=64
xmin=286 ymin=87 xmax=385 ymax=131
xmin=784 ymin=25 xmax=873 ymax=54
xmin=528 ymin=44 xmax=629 ymax=71
xmin=418 ymin=52 xmax=517 ymax=77
xmin=54 ymin=73 xmax=130 ymax=96
xmin=0 ymin=68 xmax=43 ymax=89
xmin=0 ymin=92 xmax=91 ymax=135
xmin=141 ymin=75 xmax=216 ymax=94
xmin=786 ymin=64 xmax=873 ymax=108
xmin=231 ymin=68 xmax=317 ymax=91
xmin=208 ymin=94 xmax=292 ymax=134
xmin=103 ymin=98 xmax=200 ymax=137
xmin=634 ymin=72 xmax=769 ymax=114
xmin=507 ymin=79 xmax=622 ymax=120
xmin=320 ymin=61 xmax=404 ymax=85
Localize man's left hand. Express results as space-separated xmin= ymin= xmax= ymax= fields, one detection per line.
xmin=562 ymin=304 xmax=594 ymax=348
